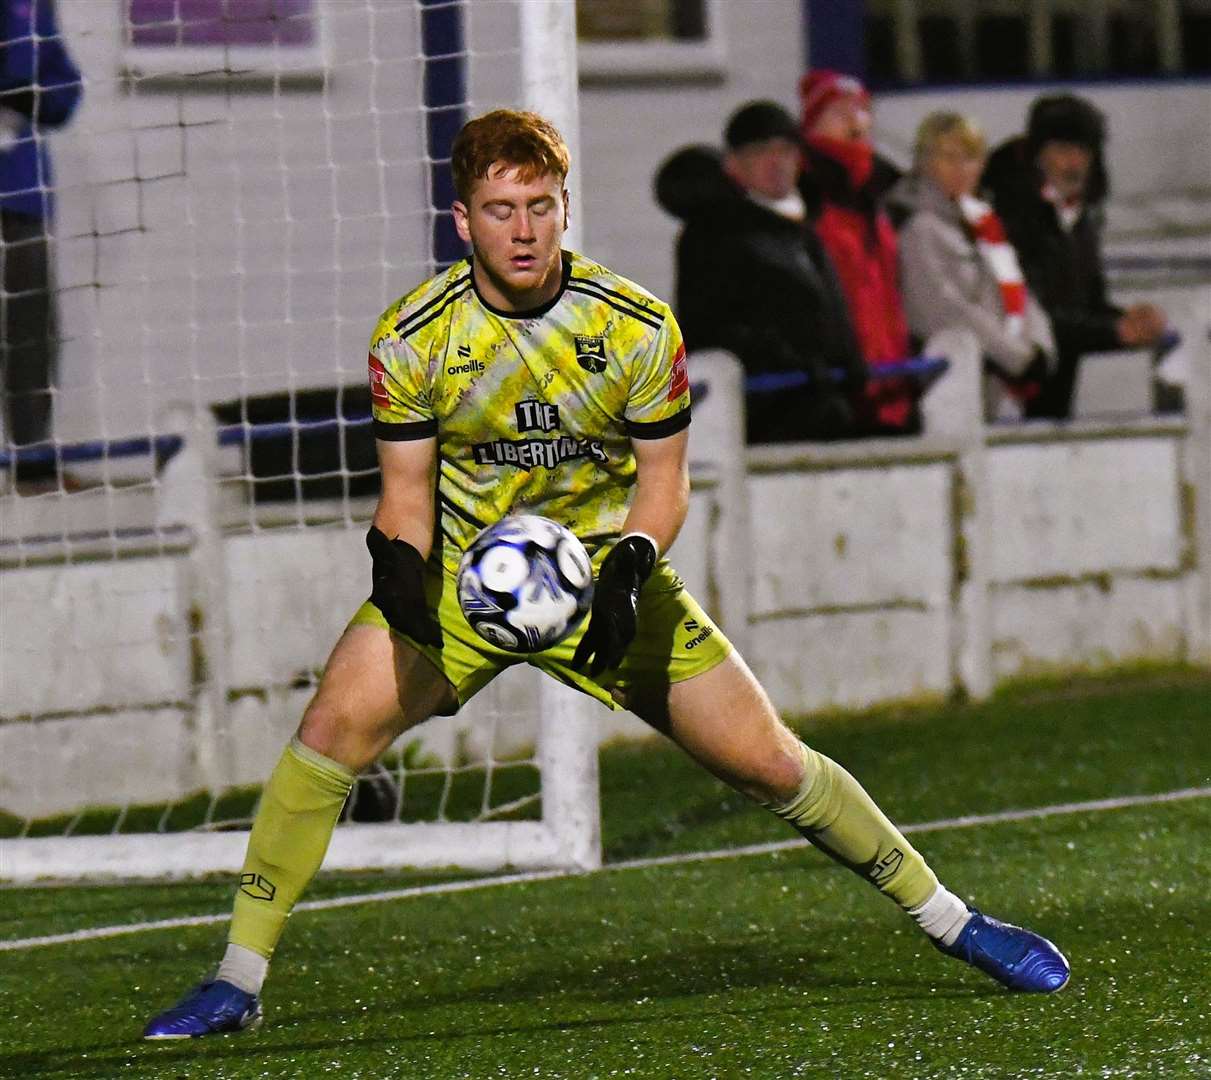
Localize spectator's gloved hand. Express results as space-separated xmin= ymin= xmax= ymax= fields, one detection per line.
xmin=572 ymin=535 xmax=657 ymax=677
xmin=366 ymin=525 xmax=442 ymax=647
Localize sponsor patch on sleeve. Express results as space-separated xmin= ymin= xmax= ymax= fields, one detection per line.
xmin=369 ymin=351 xmax=390 ymax=410
xmin=667 ymin=342 xmax=689 ymax=402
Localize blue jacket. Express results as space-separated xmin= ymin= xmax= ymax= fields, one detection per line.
xmin=0 ymin=0 xmax=81 ymax=220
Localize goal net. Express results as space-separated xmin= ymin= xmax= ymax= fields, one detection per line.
xmin=0 ymin=0 xmax=602 ymax=883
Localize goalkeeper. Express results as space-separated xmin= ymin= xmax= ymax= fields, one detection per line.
xmin=144 ymin=109 xmax=1069 ymax=1040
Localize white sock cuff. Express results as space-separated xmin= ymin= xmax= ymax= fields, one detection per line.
xmin=908 ymin=884 xmax=971 ymax=946
xmin=217 ymin=942 xmax=270 ymax=995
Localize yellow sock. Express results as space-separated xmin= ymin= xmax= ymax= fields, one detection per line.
xmin=767 ymin=740 xmax=938 ymax=911
xmin=228 ymin=737 xmax=355 ymax=960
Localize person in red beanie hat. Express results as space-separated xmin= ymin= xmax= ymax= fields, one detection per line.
xmin=800 ymin=71 xmax=872 ymax=151
xmin=799 ymin=70 xmax=917 ymax=434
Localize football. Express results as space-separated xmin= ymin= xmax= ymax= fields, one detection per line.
xmin=457 ymin=515 xmax=594 ymax=653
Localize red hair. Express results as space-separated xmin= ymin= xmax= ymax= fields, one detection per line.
xmin=451 ymin=109 xmax=570 ymax=202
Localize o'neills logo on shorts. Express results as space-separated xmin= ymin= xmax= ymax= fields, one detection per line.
xmin=683 ymin=618 xmax=715 ymax=649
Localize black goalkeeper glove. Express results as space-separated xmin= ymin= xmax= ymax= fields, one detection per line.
xmin=366 ymin=525 xmax=442 ymax=647
xmin=572 ymin=535 xmax=657 ymax=677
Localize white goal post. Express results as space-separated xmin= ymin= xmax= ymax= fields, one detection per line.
xmin=1 ymin=671 xmax=602 ymax=882
xmin=0 ymin=0 xmax=605 ymax=884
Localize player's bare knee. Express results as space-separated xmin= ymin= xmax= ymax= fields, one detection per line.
xmin=713 ymin=740 xmax=807 ymax=806
xmin=295 ymin=697 xmax=346 ymax=758
xmin=750 ymin=743 xmax=809 ymax=806
xmin=726 ymin=714 xmax=809 ymax=805
xmin=295 ymin=696 xmax=387 ymax=767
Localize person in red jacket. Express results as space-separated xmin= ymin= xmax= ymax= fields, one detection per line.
xmin=799 ymin=70 xmax=917 ymax=434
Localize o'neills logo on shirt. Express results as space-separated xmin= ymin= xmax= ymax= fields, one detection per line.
xmin=472 ymin=436 xmax=607 ymax=470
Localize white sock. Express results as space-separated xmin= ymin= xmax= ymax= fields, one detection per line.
xmin=908 ymin=884 xmax=972 ymax=946
xmin=216 ymin=942 xmax=269 ymax=995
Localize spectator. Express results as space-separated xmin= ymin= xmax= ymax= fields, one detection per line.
xmin=1 ymin=0 xmax=82 ymax=493
xmin=982 ymin=93 xmax=1167 ymax=420
xmin=885 ymin=112 xmax=1056 ymax=424
xmin=799 ymin=70 xmax=917 ymax=435
xmin=655 ymin=100 xmax=866 ymax=443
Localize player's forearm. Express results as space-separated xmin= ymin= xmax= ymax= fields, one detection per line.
xmin=621 ymin=468 xmax=689 ymax=556
xmin=372 ymin=438 xmax=438 ymax=558
xmin=372 ymin=493 xmax=435 ymax=560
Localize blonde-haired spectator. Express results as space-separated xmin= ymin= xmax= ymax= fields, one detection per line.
xmin=886 ymin=112 xmax=1056 ymax=423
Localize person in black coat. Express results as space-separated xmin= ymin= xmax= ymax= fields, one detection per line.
xmin=655 ymin=101 xmax=867 ymax=443
xmin=1 ymin=0 xmax=82 ymax=491
xmin=982 ymin=94 xmax=1167 ymax=419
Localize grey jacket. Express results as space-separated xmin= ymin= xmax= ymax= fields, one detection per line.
xmin=886 ymin=174 xmax=1055 ymax=395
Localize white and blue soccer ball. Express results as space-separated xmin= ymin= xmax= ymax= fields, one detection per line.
xmin=457 ymin=515 xmax=594 ymax=653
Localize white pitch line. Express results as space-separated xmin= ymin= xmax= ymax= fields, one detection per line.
xmin=3 ymin=784 xmax=1209 ymax=953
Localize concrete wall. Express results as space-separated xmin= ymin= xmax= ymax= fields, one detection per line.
xmin=3 ymin=407 xmax=1206 ymax=819
xmin=744 ymin=430 xmax=1196 ymax=716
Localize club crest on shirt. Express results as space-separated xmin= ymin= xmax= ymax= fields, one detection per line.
xmin=574 ymin=334 xmax=607 ymax=374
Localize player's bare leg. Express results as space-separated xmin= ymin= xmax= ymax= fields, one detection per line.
xmin=143 ymin=625 xmax=457 ymax=1039
xmin=630 ymin=651 xmax=940 ymax=905
xmin=628 ymin=651 xmax=1070 ymax=993
xmin=297 ymin=622 xmax=459 ymax=770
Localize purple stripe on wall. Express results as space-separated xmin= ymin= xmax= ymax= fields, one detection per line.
xmin=128 ymin=0 xmax=315 ymax=47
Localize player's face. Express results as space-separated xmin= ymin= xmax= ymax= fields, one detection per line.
xmin=453 ymin=164 xmax=568 ymax=312
xmin=724 ymin=137 xmax=801 ymax=200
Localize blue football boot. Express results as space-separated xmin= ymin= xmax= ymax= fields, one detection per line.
xmin=936 ymin=908 xmax=1070 ymax=992
xmin=142 ymin=979 xmax=262 ymax=1040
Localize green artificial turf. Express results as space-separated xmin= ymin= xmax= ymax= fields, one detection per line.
xmin=2 ymin=670 xmax=1209 ymax=1079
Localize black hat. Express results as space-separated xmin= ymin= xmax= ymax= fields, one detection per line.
xmin=724 ymin=100 xmax=800 ymax=150
xmin=1027 ymin=94 xmax=1106 ymax=152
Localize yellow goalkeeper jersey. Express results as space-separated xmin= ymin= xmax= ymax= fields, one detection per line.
xmin=368 ymin=250 xmax=692 ymax=573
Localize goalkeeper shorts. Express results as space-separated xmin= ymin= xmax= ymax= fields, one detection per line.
xmin=347 ymin=559 xmax=733 ymax=712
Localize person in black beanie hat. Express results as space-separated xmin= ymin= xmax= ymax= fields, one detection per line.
xmin=1026 ymin=94 xmax=1108 ymax=209
xmin=654 ymin=100 xmax=868 ymax=443
xmin=724 ymin=99 xmax=802 ymax=153
xmin=983 ymin=93 xmax=1167 ymax=419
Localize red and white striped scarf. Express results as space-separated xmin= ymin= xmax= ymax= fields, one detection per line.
xmin=958 ymin=194 xmax=1027 ymax=337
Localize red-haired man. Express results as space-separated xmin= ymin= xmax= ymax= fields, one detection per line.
xmin=144 ymin=110 xmax=1069 ymax=1040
